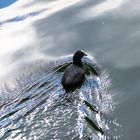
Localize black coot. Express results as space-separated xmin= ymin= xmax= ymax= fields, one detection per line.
xmin=61 ymin=50 xmax=87 ymax=92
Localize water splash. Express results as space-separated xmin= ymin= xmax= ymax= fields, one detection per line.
xmin=0 ymin=55 xmax=119 ymax=139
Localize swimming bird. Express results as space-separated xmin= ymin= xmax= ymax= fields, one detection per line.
xmin=61 ymin=50 xmax=87 ymax=92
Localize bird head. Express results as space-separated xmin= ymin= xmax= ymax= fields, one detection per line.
xmin=73 ymin=50 xmax=87 ymax=65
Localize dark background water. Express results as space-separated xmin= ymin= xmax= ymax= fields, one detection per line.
xmin=0 ymin=0 xmax=140 ymax=139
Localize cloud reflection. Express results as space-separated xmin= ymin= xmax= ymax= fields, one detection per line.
xmin=74 ymin=0 xmax=124 ymax=21
xmin=0 ymin=0 xmax=80 ymax=24
xmin=0 ymin=0 xmax=81 ymax=77
xmin=0 ymin=9 xmax=46 ymax=25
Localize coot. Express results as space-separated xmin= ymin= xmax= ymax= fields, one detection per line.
xmin=61 ymin=50 xmax=87 ymax=92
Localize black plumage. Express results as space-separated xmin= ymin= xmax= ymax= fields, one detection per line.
xmin=61 ymin=50 xmax=87 ymax=92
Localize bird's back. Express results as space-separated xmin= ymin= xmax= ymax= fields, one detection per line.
xmin=61 ymin=64 xmax=85 ymax=92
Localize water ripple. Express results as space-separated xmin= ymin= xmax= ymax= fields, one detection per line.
xmin=0 ymin=56 xmax=117 ymax=139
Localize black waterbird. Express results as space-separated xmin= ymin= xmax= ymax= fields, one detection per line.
xmin=61 ymin=50 xmax=87 ymax=92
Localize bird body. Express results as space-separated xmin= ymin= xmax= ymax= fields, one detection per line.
xmin=61 ymin=50 xmax=87 ymax=92
xmin=61 ymin=64 xmax=85 ymax=92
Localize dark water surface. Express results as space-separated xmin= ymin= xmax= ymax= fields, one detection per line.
xmin=0 ymin=0 xmax=140 ymax=139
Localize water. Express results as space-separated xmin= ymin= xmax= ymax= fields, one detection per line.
xmin=0 ymin=0 xmax=140 ymax=139
xmin=0 ymin=56 xmax=113 ymax=139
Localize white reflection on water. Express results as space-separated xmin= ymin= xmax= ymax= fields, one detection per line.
xmin=74 ymin=0 xmax=125 ymax=21
xmin=0 ymin=24 xmax=37 ymax=76
xmin=0 ymin=0 xmax=81 ymax=24
xmin=0 ymin=0 xmax=81 ymax=77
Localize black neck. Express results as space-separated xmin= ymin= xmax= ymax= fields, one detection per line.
xmin=73 ymin=56 xmax=82 ymax=65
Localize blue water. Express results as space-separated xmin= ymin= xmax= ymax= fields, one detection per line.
xmin=0 ymin=0 xmax=140 ymax=139
xmin=0 ymin=0 xmax=16 ymax=9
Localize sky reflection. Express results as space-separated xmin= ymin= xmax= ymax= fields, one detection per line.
xmin=0 ymin=0 xmax=80 ymax=77
xmin=0 ymin=0 xmax=17 ymax=9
